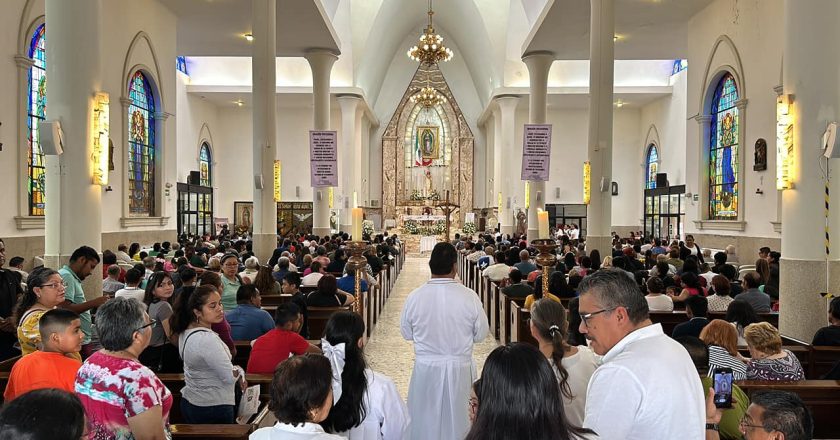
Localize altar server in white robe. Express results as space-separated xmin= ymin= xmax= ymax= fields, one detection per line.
xmin=400 ymin=242 xmax=489 ymax=440
xmin=321 ymin=311 xmax=409 ymax=440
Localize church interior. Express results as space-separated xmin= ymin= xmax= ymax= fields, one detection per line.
xmin=1 ymin=0 xmax=840 ymax=438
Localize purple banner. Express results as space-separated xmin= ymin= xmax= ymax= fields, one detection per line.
xmin=521 ymin=124 xmax=552 ymax=181
xmin=310 ymin=130 xmax=338 ymax=187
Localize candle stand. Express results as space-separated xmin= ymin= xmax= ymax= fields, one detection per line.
xmin=344 ymin=240 xmax=369 ymax=315
xmin=531 ymin=239 xmax=558 ymax=300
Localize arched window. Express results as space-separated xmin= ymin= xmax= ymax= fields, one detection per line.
xmin=27 ymin=23 xmax=46 ymax=216
xmin=645 ymin=144 xmax=659 ymax=189
xmin=199 ymin=143 xmax=211 ymax=187
xmin=708 ymin=73 xmax=739 ymax=220
xmin=127 ymin=71 xmax=156 ymax=215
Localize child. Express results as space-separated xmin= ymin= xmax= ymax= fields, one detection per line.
xmin=246 ymin=303 xmax=320 ymax=374
xmin=4 ymin=309 xmax=83 ymax=400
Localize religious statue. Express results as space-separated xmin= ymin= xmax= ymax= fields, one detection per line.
xmin=424 ymin=167 xmax=433 ymax=196
xmin=329 ymin=211 xmax=338 ymax=231
xmin=515 ymin=209 xmax=527 ymax=237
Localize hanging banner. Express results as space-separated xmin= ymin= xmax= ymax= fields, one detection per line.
xmin=310 ymin=130 xmax=338 ymax=187
xmin=521 ymin=124 xmax=552 ymax=181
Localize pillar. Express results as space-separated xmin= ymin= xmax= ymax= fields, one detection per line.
xmin=779 ymin=0 xmax=840 ymax=341
xmin=585 ymin=0 xmax=615 ymax=254
xmin=523 ymin=51 xmax=555 ymax=241
xmin=337 ymin=95 xmax=362 ymax=234
xmin=305 ymin=51 xmax=338 ymax=238
xmin=494 ymin=96 xmax=519 ymax=236
xmin=251 ymin=0 xmax=278 ymax=263
xmin=44 ymin=0 xmax=102 ymax=297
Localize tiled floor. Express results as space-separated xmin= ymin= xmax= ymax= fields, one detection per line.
xmin=365 ymin=256 xmax=499 ymax=399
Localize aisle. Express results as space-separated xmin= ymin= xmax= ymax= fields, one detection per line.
xmin=365 ymin=256 xmax=499 ymax=398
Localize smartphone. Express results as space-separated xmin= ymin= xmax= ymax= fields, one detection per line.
xmin=712 ymin=367 xmax=733 ymax=409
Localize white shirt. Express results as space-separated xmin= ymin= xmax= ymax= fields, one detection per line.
xmin=251 ymin=422 xmax=344 ymax=440
xmin=338 ymin=370 xmax=410 ymax=440
xmin=482 ymin=263 xmax=510 ymax=282
xmin=114 ymin=287 xmax=145 ymax=306
xmin=551 ymin=346 xmax=600 ymax=427
xmin=645 ymin=294 xmax=674 ymax=312
xmin=400 ymin=278 xmax=489 ymax=440
xmin=301 ymin=272 xmax=324 ymax=287
xmin=584 ymin=323 xmax=705 ymax=440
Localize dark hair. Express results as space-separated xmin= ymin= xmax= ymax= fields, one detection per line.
xmin=270 ymin=353 xmax=333 ymax=426
xmin=685 ymin=295 xmax=708 ymax=318
xmin=317 ymin=274 xmax=338 ymax=296
xmin=577 ymin=269 xmax=649 ymax=324
xmin=759 ymin=246 xmax=771 ymax=255
xmin=0 ymin=389 xmax=85 ymax=440
xmin=179 ymin=266 xmax=197 ymax=283
xmin=830 ymin=297 xmax=840 ymax=321
xmin=284 ymin=271 xmax=302 ymax=288
xmin=646 ymin=276 xmax=664 ymax=294
xmin=321 ymin=312 xmax=368 ymax=433
xmin=15 ymin=267 xmax=59 ymax=321
xmin=579 ymin=256 xmax=592 ymax=269
xmin=769 ymin=251 xmax=781 ymax=264
xmin=719 ymin=264 xmax=738 ymax=281
xmin=681 ymin=257 xmax=699 ymax=275
xmin=236 ymin=284 xmax=259 ymax=304
xmin=253 ymin=266 xmax=277 ymax=295
xmin=274 ymin=303 xmax=301 ymax=327
xmin=680 ymin=272 xmax=701 ymax=289
xmin=143 ymin=271 xmax=172 ymax=305
xmin=128 ymin=243 xmax=141 ymax=258
xmin=38 ymin=308 xmax=80 ymax=339
xmin=124 ymin=268 xmax=142 ymax=285
xmin=743 ymin=271 xmax=762 ymax=289
xmin=751 ymin=390 xmax=813 ymax=440
xmin=725 ymin=300 xmax=760 ymax=328
xmin=508 ymin=268 xmax=523 ymax=284
xmin=713 ymin=252 xmax=727 ymax=265
xmin=675 ymin=335 xmax=710 ymax=375
xmin=171 ymin=285 xmax=217 ymax=335
xmin=465 ymin=343 xmax=593 ymax=440
xmin=655 ymin=261 xmax=671 ymax=278
xmin=566 ymin=298 xmax=586 ymax=346
xmin=563 ymin=253 xmax=576 ymax=272
xmin=198 ymin=270 xmax=223 ymax=290
xmin=69 ymin=245 xmax=100 ymax=263
xmin=429 ymin=242 xmax=458 ymax=275
xmin=549 ymin=271 xmax=572 ymax=297
xmin=309 ymin=261 xmax=323 ymax=274
xmin=102 ymin=250 xmax=117 ymax=265
xmin=8 ymin=256 xmax=24 ymax=267
xmin=529 ymin=299 xmax=573 ymax=398
xmin=589 ymin=249 xmax=601 ymax=271
xmin=711 ymin=275 xmax=731 ymax=297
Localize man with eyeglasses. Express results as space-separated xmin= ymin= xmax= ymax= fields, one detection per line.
xmin=705 ymin=389 xmax=813 ymax=440
xmin=578 ymin=269 xmax=706 ymax=439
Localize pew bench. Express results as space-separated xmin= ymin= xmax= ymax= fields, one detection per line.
xmin=170 ymin=424 xmax=252 ymax=439
xmin=736 ymin=380 xmax=840 ymax=438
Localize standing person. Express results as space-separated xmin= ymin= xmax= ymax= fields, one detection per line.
xmin=577 ymin=269 xmax=705 ymax=439
xmin=58 ymin=246 xmax=108 ymax=358
xmin=219 ymin=253 xmax=244 ymax=311
xmin=400 ymin=242 xmax=489 ymax=440
xmin=0 ymin=238 xmax=24 ymax=360
xmin=139 ymin=272 xmax=180 ymax=373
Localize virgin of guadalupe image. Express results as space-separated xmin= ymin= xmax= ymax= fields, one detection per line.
xmin=421 ymin=128 xmax=436 ymax=158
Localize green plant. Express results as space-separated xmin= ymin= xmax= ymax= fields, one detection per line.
xmin=462 ymin=222 xmax=476 ymax=235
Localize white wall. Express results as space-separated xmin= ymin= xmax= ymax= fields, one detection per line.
xmin=685 ymin=0 xmax=784 ymax=238
xmin=175 ymin=73 xmax=220 ymax=184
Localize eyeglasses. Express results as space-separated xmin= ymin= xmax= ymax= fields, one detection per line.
xmin=135 ymin=319 xmax=158 ymax=332
xmin=738 ymin=416 xmax=768 ymax=433
xmin=40 ymin=282 xmax=67 ymax=290
xmin=579 ymin=307 xmax=618 ymax=327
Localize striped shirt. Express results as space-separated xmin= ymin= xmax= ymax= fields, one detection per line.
xmin=707 ymin=345 xmax=747 ymax=380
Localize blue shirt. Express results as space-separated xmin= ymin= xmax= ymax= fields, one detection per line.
xmin=336 ymin=275 xmax=368 ymax=294
xmin=58 ymin=265 xmax=91 ymax=344
xmin=226 ymin=304 xmax=275 ymax=341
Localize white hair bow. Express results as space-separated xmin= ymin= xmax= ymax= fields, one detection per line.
xmin=320 ymin=338 xmax=346 ymax=403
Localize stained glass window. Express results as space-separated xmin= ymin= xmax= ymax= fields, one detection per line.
xmin=709 ymin=73 xmax=739 ymax=220
xmin=199 ymin=143 xmax=211 ymax=187
xmin=128 ymin=71 xmax=156 ymax=215
xmin=27 ymin=23 xmax=47 ymax=216
xmin=176 ymin=56 xmax=188 ymax=76
xmin=645 ymin=144 xmax=659 ymax=189
xmin=672 ymin=59 xmax=688 ymax=75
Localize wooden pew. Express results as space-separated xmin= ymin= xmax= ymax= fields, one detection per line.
xmin=489 ymin=283 xmax=501 ymax=339
xmin=171 ymin=424 xmax=251 ymax=439
xmin=810 ymin=346 xmax=840 ymax=379
xmin=511 ymin=302 xmax=538 ymax=346
xmin=307 ymin=306 xmax=352 ymax=341
xmin=736 ymin=380 xmax=840 ymax=439
xmin=649 ymin=311 xmax=780 ymax=336
xmin=498 ymin=292 xmax=525 ymax=344
xmin=260 ymin=294 xmax=291 ymax=307
xmin=233 ymin=341 xmax=253 ymax=369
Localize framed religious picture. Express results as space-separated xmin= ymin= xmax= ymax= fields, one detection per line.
xmin=754 ymin=138 xmax=768 ymax=171
xmin=417 ymin=125 xmax=440 ymax=159
xmin=233 ymin=201 xmax=254 ymax=234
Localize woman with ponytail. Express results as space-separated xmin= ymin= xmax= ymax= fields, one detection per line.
xmin=320 ymin=312 xmax=408 ymax=440
xmin=528 ymin=299 xmax=599 ymax=426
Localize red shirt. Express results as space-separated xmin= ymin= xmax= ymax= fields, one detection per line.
xmin=247 ymin=328 xmax=310 ymax=374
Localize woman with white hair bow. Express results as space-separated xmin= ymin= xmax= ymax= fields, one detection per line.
xmin=320 ymin=312 xmax=409 ymax=440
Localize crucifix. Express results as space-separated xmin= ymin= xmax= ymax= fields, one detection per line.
xmin=435 ymin=190 xmax=460 ymax=242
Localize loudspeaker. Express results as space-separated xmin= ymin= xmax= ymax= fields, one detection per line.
xmin=824 ymin=122 xmax=840 ymax=158
xmin=254 ymin=174 xmax=264 ymax=189
xmin=39 ymin=120 xmax=64 ymax=155
xmin=295 ymin=186 xmax=301 ymax=198
xmin=188 ymin=171 xmax=201 ymax=185
xmin=506 ymin=197 xmax=511 ymax=209
xmin=656 ymin=173 xmax=668 ymax=188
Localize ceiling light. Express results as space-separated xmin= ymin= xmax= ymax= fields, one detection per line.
xmin=410 ymin=84 xmax=447 ymax=108
xmin=244 ymin=33 xmax=254 ymax=42
xmin=407 ymin=0 xmax=454 ymax=65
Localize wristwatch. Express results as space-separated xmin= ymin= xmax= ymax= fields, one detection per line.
xmin=705 ymin=423 xmax=719 ymax=431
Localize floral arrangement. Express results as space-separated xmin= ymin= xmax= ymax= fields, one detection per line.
xmin=403 ymin=219 xmax=446 ymax=236
xmin=403 ymin=220 xmax=419 ymax=235
xmin=362 ymin=220 xmax=375 ymax=238
xmin=462 ymin=222 xmax=477 ymax=235
xmin=409 ymin=189 xmax=441 ymax=201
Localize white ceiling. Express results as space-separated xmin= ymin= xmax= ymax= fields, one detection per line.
xmin=523 ymin=0 xmax=714 ymax=59
xmin=159 ymin=0 xmax=340 ymax=56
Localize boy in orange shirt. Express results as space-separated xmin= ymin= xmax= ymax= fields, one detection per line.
xmin=4 ymin=309 xmax=83 ymax=401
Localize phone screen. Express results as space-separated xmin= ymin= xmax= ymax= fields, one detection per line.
xmin=713 ymin=368 xmax=733 ymax=408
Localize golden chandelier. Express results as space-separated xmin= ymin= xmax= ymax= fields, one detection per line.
xmin=406 ymin=0 xmax=454 ymax=65
xmin=410 ymin=84 xmax=447 ymax=108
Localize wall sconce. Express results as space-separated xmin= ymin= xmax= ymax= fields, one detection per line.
xmin=776 ymin=94 xmax=794 ymax=190
xmin=273 ymin=160 xmax=281 ymax=202
xmin=525 ymin=181 xmax=530 ymax=209
xmin=92 ymin=92 xmax=110 ymax=186
xmin=328 ymin=187 xmax=334 ymax=208
xmin=583 ymin=161 xmax=591 ymax=205
xmin=498 ymin=192 xmax=502 ymax=211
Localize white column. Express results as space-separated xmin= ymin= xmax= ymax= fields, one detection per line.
xmin=44 ymin=0 xmax=102 ymax=296
xmin=337 ymin=94 xmax=362 ymax=233
xmin=779 ymin=0 xmax=840 ymax=341
xmin=251 ymin=0 xmax=278 ymax=263
xmin=523 ymin=51 xmax=554 ymax=241
xmin=305 ymin=50 xmax=338 ymax=238
xmin=585 ymin=0 xmax=615 ymax=254
xmin=495 ymin=96 xmax=519 ymax=236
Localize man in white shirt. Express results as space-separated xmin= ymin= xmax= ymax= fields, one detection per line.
xmin=400 ymin=242 xmax=489 ymax=440
xmin=482 ymin=251 xmax=510 ymax=282
xmin=114 ymin=268 xmax=145 ymax=306
xmin=578 ymin=269 xmax=705 ymax=439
